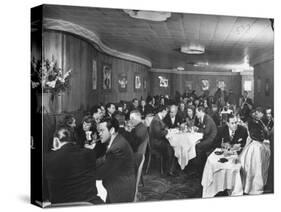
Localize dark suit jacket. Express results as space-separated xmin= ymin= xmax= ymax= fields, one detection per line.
xmin=177 ymin=110 xmax=187 ymax=123
xmin=46 ymin=143 xmax=102 ymax=204
xmin=96 ymin=134 xmax=136 ymax=203
xmin=216 ymin=125 xmax=248 ymax=148
xmin=163 ymin=113 xmax=182 ymax=129
xmin=145 ymin=104 xmax=155 ymax=115
xmin=196 ymin=114 xmax=218 ymax=152
xmin=129 ymin=122 xmax=149 ymax=152
xmin=149 ymin=114 xmax=168 ymax=146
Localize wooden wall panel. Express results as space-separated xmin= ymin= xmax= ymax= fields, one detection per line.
xmin=172 ymin=74 xmax=241 ymax=101
xmin=254 ymin=59 xmax=274 ymax=108
xmin=43 ymin=30 xmax=150 ymax=113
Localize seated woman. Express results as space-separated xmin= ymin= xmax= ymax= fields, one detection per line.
xmin=185 ymin=105 xmax=196 ymax=128
xmin=77 ymin=115 xmax=106 ymax=157
xmin=240 ymin=107 xmax=271 ymax=195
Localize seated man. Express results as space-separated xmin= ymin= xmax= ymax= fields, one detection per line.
xmin=45 ymin=127 xmax=103 ymax=204
xmin=177 ymin=101 xmax=187 ymax=123
xmin=215 ymin=114 xmax=248 ymax=151
xmin=163 ymin=104 xmax=182 ymax=129
xmin=96 ymin=117 xmax=136 ymax=203
xmin=129 ymin=110 xmax=149 ymax=153
xmin=262 ymin=106 xmax=274 ymax=140
xmin=194 ymin=106 xmax=217 ymax=171
xmin=150 ymin=105 xmax=176 ymax=176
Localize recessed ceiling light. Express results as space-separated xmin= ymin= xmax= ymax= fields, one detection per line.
xmin=123 ymin=10 xmax=171 ymax=22
xmin=180 ymin=45 xmax=205 ymax=54
xmin=176 ymin=66 xmax=185 ymax=71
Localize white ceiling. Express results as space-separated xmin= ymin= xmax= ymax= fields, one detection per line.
xmin=43 ymin=5 xmax=274 ymax=71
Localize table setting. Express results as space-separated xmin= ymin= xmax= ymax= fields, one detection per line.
xmin=201 ymin=144 xmax=243 ymax=198
xmin=166 ymin=125 xmax=203 ymax=170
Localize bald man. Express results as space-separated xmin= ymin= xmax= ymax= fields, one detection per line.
xmin=163 ymin=105 xmax=183 ymax=129
xmin=128 ymin=110 xmax=149 ymax=152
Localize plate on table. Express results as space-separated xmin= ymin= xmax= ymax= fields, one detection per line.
xmin=214 ymin=150 xmax=223 ymax=155
xmin=218 ymin=158 xmax=228 ymax=163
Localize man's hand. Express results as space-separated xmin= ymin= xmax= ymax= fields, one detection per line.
xmin=84 ymin=143 xmax=96 ymax=150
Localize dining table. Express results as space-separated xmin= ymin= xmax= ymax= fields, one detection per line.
xmin=166 ymin=128 xmax=203 ymax=170
xmin=201 ymin=148 xmax=243 ymax=198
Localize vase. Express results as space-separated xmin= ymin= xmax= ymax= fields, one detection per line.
xmin=36 ymin=92 xmax=52 ymax=114
xmin=54 ymin=92 xmax=64 ymax=114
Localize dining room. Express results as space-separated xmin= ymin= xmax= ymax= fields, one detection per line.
xmin=30 ymin=4 xmax=274 ymax=207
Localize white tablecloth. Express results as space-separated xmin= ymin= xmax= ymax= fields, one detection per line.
xmin=166 ymin=129 xmax=203 ymax=170
xmin=201 ymin=149 xmax=243 ymax=198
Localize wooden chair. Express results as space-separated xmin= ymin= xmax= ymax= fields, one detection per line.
xmin=134 ymin=153 xmax=145 ymax=202
xmin=136 ymin=136 xmax=149 ymax=186
xmin=145 ymin=137 xmax=164 ymax=175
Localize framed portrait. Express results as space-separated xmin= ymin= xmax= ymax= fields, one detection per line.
xmin=92 ymin=59 xmax=97 ymax=90
xmin=159 ymin=76 xmax=168 ymax=87
xmin=134 ymin=74 xmax=142 ymax=90
xmin=102 ymin=64 xmax=112 ymax=90
xmin=201 ymin=79 xmax=209 ymax=91
xmin=217 ymin=80 xmax=225 ymax=90
xmin=118 ymin=73 xmax=128 ymax=92
xmin=265 ymin=78 xmax=270 ymax=96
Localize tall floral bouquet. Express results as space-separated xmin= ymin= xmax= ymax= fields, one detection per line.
xmin=31 ymin=56 xmax=72 ymax=97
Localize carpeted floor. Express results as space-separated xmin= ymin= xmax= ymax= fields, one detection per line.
xmin=137 ymin=165 xmax=203 ymax=202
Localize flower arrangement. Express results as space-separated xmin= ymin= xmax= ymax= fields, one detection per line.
xmin=31 ymin=56 xmax=72 ymax=96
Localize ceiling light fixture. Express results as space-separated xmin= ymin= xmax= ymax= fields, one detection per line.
xmin=123 ymin=10 xmax=171 ymax=22
xmin=180 ymin=45 xmax=205 ymax=55
xmin=176 ymin=66 xmax=185 ymax=71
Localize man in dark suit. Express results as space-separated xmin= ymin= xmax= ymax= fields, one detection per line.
xmin=239 ymin=91 xmax=253 ymax=122
xmin=194 ymin=106 xmax=217 ymax=172
xmin=150 ymin=105 xmax=176 ymax=176
xmin=215 ymin=114 xmax=248 ymax=150
xmin=129 ymin=110 xmax=149 ymax=152
xmin=96 ymin=117 xmax=136 ymax=203
xmin=45 ymin=127 xmax=103 ymax=204
xmin=163 ymin=104 xmax=182 ymax=129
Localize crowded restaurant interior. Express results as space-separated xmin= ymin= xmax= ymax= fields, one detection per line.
xmin=31 ymin=4 xmax=274 ymax=207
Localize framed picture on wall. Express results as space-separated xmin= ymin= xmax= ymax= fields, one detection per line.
xmin=134 ymin=74 xmax=142 ymax=90
xmin=159 ymin=76 xmax=168 ymax=87
xmin=265 ymin=78 xmax=270 ymax=96
xmin=92 ymin=59 xmax=97 ymax=90
xmin=201 ymin=79 xmax=209 ymax=91
xmin=217 ymin=80 xmax=225 ymax=90
xmin=102 ymin=63 xmax=112 ymax=90
xmin=118 ymin=73 xmax=128 ymax=92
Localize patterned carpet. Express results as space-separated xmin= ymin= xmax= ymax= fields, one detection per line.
xmin=137 ymin=164 xmax=203 ymax=202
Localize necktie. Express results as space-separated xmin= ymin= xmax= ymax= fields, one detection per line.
xmin=230 ymin=130 xmax=235 ymax=140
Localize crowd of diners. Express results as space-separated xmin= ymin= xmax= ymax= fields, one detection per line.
xmin=45 ymin=88 xmax=274 ymax=204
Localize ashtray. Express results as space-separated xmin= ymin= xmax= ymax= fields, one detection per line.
xmin=218 ymin=158 xmax=228 ymax=163
xmin=214 ymin=150 xmax=223 ymax=155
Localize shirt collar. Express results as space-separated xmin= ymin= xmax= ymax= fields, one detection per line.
xmin=107 ymin=133 xmax=118 ymax=150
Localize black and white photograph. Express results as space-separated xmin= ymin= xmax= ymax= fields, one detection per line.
xmin=28 ymin=2 xmax=276 ymax=209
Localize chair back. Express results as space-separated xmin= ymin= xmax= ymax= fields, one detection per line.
xmin=137 ymin=135 xmax=149 ymax=156
xmin=134 ymin=154 xmax=145 ymax=202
